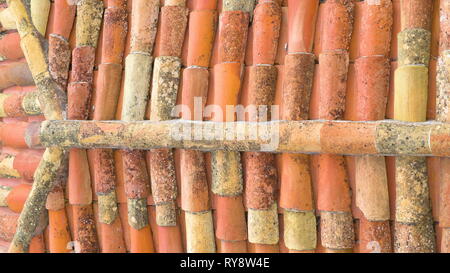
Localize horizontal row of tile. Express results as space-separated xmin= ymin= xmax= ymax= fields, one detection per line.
xmin=0 ymin=0 xmax=448 ymax=252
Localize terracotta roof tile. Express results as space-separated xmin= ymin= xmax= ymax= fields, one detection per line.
xmin=0 ymin=0 xmax=449 ymax=254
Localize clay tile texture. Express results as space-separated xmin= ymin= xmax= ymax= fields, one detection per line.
xmin=0 ymin=0 xmax=449 ymax=255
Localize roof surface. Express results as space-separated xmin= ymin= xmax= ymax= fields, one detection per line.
xmin=0 ymin=0 xmax=448 ymax=253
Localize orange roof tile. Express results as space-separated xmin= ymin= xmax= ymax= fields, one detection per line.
xmin=0 ymin=0 xmax=448 ymax=254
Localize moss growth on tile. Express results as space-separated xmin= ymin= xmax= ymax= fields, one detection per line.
xmin=398 ymin=28 xmax=431 ymax=66
xmin=284 ymin=210 xmax=317 ymax=251
xmin=155 ymin=201 xmax=177 ymax=227
xmin=92 ymin=149 xmax=116 ymax=194
xmin=223 ymin=0 xmax=256 ymax=14
xmin=30 ymin=0 xmax=50 ymax=36
xmin=39 ymin=120 xmax=81 ymax=148
xmin=150 ymin=56 xmax=182 ymax=121
xmin=121 ymin=53 xmax=153 ymax=121
xmin=127 ymin=198 xmax=148 ymax=230
xmin=72 ymin=205 xmax=98 ymax=253
xmin=0 ymin=153 xmax=20 ymax=178
xmin=0 ymin=185 xmax=11 ymax=207
xmin=211 ymin=150 xmax=243 ymax=196
xmin=150 ymin=149 xmax=177 ymax=204
xmin=76 ymin=0 xmax=103 ymax=48
xmin=394 ymin=217 xmax=436 ymax=253
xmin=247 ymin=203 xmax=279 ymax=244
xmin=0 ymin=93 xmax=8 ymax=117
xmin=395 ymin=156 xmax=432 ymax=223
xmin=98 ymin=191 xmax=118 ymax=225
xmin=320 ymin=211 xmax=355 ymax=250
